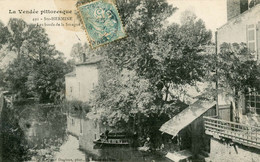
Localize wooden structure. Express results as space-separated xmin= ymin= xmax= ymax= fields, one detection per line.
xmin=165 ymin=149 xmax=192 ymax=162
xmin=160 ymin=100 xmax=216 ymax=157
xmin=204 ymin=116 xmax=260 ymax=149
xmin=93 ymin=131 xmax=132 ymax=147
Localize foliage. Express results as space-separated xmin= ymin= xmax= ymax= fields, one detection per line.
xmin=62 ymin=100 xmax=91 ymax=116
xmin=217 ymin=42 xmax=260 ymax=97
xmin=70 ymin=42 xmax=91 ymax=63
xmin=13 ymin=103 xmax=67 ymax=161
xmin=76 ymin=0 xmax=212 ymax=146
xmin=0 ymin=96 xmax=30 ymax=161
xmin=0 ymin=18 xmax=73 ymax=103
xmin=249 ymin=0 xmax=260 ymax=8
xmin=0 ymin=69 xmax=6 ymax=88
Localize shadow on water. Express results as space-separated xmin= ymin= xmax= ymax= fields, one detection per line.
xmin=66 ymin=114 xmax=171 ymax=162
xmin=17 ymin=103 xmax=68 ymax=161
xmin=1 ymin=101 xmax=170 ymax=161
xmin=0 ymin=98 xmax=30 ymax=162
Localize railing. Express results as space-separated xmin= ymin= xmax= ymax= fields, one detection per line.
xmin=204 ymin=116 xmax=260 ymax=149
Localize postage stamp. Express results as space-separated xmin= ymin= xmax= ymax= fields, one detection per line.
xmin=78 ymin=0 xmax=126 ymax=48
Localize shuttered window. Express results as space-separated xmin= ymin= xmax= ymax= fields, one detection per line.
xmin=247 ymin=24 xmax=256 ymax=53
xmin=257 ymin=22 xmax=260 ymax=61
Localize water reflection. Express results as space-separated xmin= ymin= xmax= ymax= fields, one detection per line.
xmin=55 ymin=135 xmax=86 ymax=161
xmin=18 ymin=104 xmax=67 ymax=161
xmin=18 ymin=105 xmax=169 ymax=161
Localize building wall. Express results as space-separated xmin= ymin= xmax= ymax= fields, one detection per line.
xmin=218 ymin=4 xmax=260 ymax=56
xmin=79 ymin=118 xmax=104 ymax=156
xmin=65 ymin=64 xmax=99 ymax=102
xmin=66 ymin=115 xmax=81 ymax=138
xmin=76 ymin=65 xmax=99 ymax=102
xmin=65 ymin=76 xmax=78 ymax=101
xmin=178 ymin=107 xmax=216 ymax=155
xmin=190 ymin=107 xmax=216 ymax=154
xmin=209 ymin=138 xmax=260 ymax=162
xmin=217 ymin=4 xmax=260 ymax=123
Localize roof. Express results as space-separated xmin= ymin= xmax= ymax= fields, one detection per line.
xmin=76 ymin=56 xmax=103 ymax=66
xmin=65 ymin=71 xmax=76 ymax=77
xmin=218 ymin=3 xmax=260 ymax=31
xmin=165 ymin=150 xmax=193 ymax=161
xmin=159 ymin=99 xmax=216 ymax=137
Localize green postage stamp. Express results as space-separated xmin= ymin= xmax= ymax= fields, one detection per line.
xmin=78 ymin=0 xmax=126 ymax=48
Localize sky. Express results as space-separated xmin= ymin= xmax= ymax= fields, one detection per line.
xmin=168 ymin=0 xmax=227 ymax=32
xmin=0 ymin=0 xmax=227 ymax=58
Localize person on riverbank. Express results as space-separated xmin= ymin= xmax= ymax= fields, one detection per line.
xmin=104 ymin=130 xmax=109 ymax=141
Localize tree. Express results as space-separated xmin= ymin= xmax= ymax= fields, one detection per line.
xmin=76 ymin=0 xmax=213 ymax=147
xmin=217 ymin=42 xmax=260 ymax=112
xmin=6 ymin=19 xmax=29 ymax=59
xmin=0 ymin=21 xmax=9 ymax=49
xmin=70 ymin=42 xmax=90 ymax=63
xmin=148 ymin=12 xmax=212 ymax=104
xmin=25 ymin=55 xmax=72 ymax=103
xmin=1 ymin=19 xmax=73 ymax=103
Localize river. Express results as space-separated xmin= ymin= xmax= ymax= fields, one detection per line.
xmin=15 ymin=104 xmax=170 ymax=162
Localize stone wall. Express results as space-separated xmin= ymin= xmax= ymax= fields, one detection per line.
xmin=210 ymin=138 xmax=260 ymax=162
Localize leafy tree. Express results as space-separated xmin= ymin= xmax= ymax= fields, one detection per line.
xmin=148 ymin=12 xmax=212 ymax=103
xmin=0 ymin=69 xmax=6 ymax=88
xmin=6 ymin=19 xmax=29 ymax=59
xmin=1 ymin=19 xmax=73 ymax=103
xmin=217 ymin=42 xmax=260 ymax=112
xmin=25 ymin=56 xmax=72 ymax=103
xmin=249 ymin=0 xmax=260 ymax=8
xmin=0 ymin=21 xmax=9 ymax=49
xmin=5 ymin=56 xmax=32 ymax=97
xmin=70 ymin=42 xmax=91 ymax=63
xmin=0 ymin=96 xmax=30 ymax=161
xmin=20 ymin=24 xmax=53 ymax=63
xmin=77 ymin=0 xmax=212 ymax=146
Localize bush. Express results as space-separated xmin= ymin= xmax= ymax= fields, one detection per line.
xmin=61 ymin=100 xmax=91 ymax=116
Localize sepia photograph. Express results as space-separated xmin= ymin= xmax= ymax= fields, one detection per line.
xmin=0 ymin=0 xmax=259 ymax=161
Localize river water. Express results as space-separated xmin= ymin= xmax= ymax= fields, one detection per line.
xmin=16 ymin=104 xmax=170 ymax=162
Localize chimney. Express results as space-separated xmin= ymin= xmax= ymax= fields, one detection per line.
xmin=227 ymin=0 xmax=248 ymax=21
xmin=240 ymin=0 xmax=249 ymax=13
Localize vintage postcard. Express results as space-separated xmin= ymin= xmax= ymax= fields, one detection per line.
xmin=0 ymin=0 xmax=260 ymax=162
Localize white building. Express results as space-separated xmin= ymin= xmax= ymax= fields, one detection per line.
xmin=65 ymin=56 xmax=102 ymax=102
xmin=203 ymin=1 xmax=260 ymax=161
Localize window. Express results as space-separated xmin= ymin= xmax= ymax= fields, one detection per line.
xmin=257 ymin=22 xmax=260 ymax=60
xmin=247 ymin=24 xmax=256 ymax=53
xmin=70 ymin=87 xmax=73 ymax=93
xmin=72 ymin=119 xmax=75 ymax=126
xmin=80 ymin=119 xmax=83 ymax=134
xmin=245 ymin=89 xmax=260 ymax=115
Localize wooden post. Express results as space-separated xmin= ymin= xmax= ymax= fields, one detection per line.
xmin=215 ymin=31 xmax=219 ymax=118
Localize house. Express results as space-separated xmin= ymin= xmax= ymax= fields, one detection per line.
xmin=204 ymin=0 xmax=260 ymax=161
xmin=65 ymin=55 xmax=107 ymax=157
xmin=160 ymin=99 xmax=216 ymax=161
xmin=65 ymin=55 xmax=102 ymax=102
